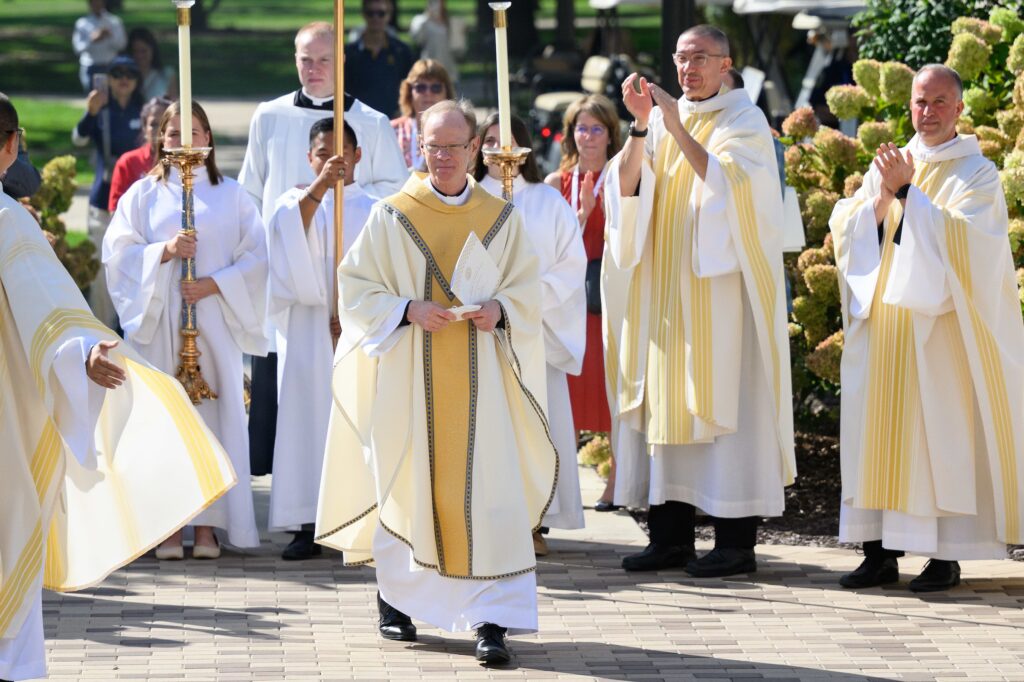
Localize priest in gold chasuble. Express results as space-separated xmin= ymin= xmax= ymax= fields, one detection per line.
xmin=315 ymin=101 xmax=556 ymax=662
xmin=830 ymin=65 xmax=1024 ymax=592
xmin=604 ymin=26 xmax=795 ymax=579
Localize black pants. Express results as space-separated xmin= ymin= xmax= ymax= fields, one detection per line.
xmin=863 ymin=539 xmax=904 ymax=559
xmin=648 ymin=500 xmax=759 ymax=549
xmin=248 ymin=352 xmax=278 ymax=476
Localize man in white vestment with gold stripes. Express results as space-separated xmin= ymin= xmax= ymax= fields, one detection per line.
xmin=830 ymin=65 xmax=1024 ymax=592
xmin=0 ymin=94 xmax=237 ymax=681
xmin=604 ymin=25 xmax=795 ymax=578
xmin=315 ymin=101 xmax=556 ymax=665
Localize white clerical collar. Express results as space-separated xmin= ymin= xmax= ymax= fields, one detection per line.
xmin=301 ymin=89 xmax=334 ymax=107
xmin=907 ymin=133 xmax=981 ymax=163
xmin=423 ymin=175 xmax=472 ymax=206
xmin=679 ymin=86 xmax=746 ymax=115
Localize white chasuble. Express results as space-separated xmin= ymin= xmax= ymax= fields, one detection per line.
xmin=603 ymin=88 xmax=795 ymax=514
xmin=479 ymin=174 xmax=587 ymax=530
xmin=0 ymin=187 xmax=236 ymax=678
xmin=831 ymin=134 xmax=1024 ymax=557
xmin=316 ymin=174 xmax=556 ymax=630
xmin=266 ymin=183 xmax=375 ymax=530
xmin=103 ymin=169 xmax=269 ymax=548
xmin=239 ymin=93 xmax=407 ymax=223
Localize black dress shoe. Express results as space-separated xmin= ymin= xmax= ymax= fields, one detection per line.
xmin=909 ymin=559 xmax=961 ymax=593
xmin=684 ymin=547 xmax=757 ymax=577
xmin=281 ymin=530 xmax=322 ymax=560
xmin=621 ymin=543 xmax=696 ymax=571
xmin=839 ymin=555 xmax=899 ymax=588
xmin=475 ymin=623 xmax=511 ymax=664
xmin=377 ymin=592 xmax=417 ymax=641
xmin=594 ymin=500 xmax=621 ymax=512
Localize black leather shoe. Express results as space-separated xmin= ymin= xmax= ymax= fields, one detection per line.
xmin=684 ymin=547 xmax=757 ymax=577
xmin=594 ymin=500 xmax=621 ymax=512
xmin=621 ymin=543 xmax=696 ymax=571
xmin=475 ymin=623 xmax=511 ymax=664
xmin=839 ymin=555 xmax=899 ymax=588
xmin=281 ymin=530 xmax=322 ymax=560
xmin=377 ymin=592 xmax=417 ymax=641
xmin=909 ymin=559 xmax=961 ymax=593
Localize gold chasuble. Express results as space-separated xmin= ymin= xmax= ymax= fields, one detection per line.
xmin=604 ymin=88 xmax=796 ymax=486
xmin=0 ymin=191 xmax=236 ymax=640
xmin=316 ymin=174 xmax=557 ymax=579
xmin=831 ymin=134 xmax=1024 ymax=545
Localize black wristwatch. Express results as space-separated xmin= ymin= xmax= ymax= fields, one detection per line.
xmin=628 ymin=122 xmax=648 ymax=138
xmin=895 ymin=183 xmax=911 ymax=200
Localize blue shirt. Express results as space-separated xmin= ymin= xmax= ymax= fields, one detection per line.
xmin=344 ymin=32 xmax=414 ymax=118
xmin=76 ymin=99 xmax=142 ymax=209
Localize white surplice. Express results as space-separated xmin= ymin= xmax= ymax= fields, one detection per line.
xmin=239 ymin=92 xmax=407 ymax=222
xmin=479 ymin=174 xmax=587 ymax=529
xmin=831 ymin=134 xmax=1024 ymax=558
xmin=103 ymin=169 xmax=268 ymax=548
xmin=266 ymin=183 xmax=376 ymax=530
xmin=603 ymin=88 xmax=795 ymax=514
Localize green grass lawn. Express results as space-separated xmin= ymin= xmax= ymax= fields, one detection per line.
xmin=11 ymin=96 xmax=95 ymax=188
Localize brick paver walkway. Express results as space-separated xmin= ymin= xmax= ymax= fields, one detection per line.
xmin=39 ymin=468 xmax=1024 ymax=681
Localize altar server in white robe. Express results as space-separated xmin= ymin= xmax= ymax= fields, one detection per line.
xmin=0 ymin=93 xmax=237 ymax=681
xmin=474 ymin=113 xmax=587 ymax=548
xmin=238 ymin=20 xmax=407 ymax=486
xmin=316 ymin=101 xmax=556 ymax=665
xmin=267 ymin=118 xmax=375 ymax=560
xmin=830 ymin=64 xmax=1024 ymax=592
xmin=104 ymin=101 xmax=269 ymax=556
xmin=605 ymin=25 xmax=795 ymax=578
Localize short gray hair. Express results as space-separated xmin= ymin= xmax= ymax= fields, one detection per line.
xmin=419 ymin=99 xmax=478 ymax=139
xmin=678 ymin=24 xmax=731 ymax=57
xmin=915 ymin=64 xmax=964 ymax=98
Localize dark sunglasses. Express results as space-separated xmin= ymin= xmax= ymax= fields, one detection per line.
xmin=411 ymin=82 xmax=445 ymax=95
xmin=364 ymin=9 xmax=388 ymax=18
xmin=109 ymin=69 xmax=138 ymax=80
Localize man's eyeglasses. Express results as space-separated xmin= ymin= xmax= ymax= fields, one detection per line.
xmin=4 ymin=128 xmax=24 ymax=144
xmin=422 ymin=141 xmax=472 ymax=157
xmin=412 ymin=82 xmax=445 ymax=95
xmin=672 ymin=52 xmax=725 ymax=68
xmin=364 ymin=9 xmax=388 ymax=18
xmin=575 ymin=124 xmax=607 ymax=137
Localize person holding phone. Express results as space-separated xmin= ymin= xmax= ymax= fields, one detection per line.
xmin=72 ymin=54 xmax=143 ymax=328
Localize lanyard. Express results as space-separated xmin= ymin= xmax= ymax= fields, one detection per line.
xmin=570 ymin=164 xmax=606 ymax=213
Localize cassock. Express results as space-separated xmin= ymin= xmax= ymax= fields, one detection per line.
xmin=603 ymin=88 xmax=796 ymax=514
xmin=479 ymin=174 xmax=587 ymax=530
xmin=316 ymin=174 xmax=556 ymax=633
xmin=266 ymin=182 xmax=376 ymax=531
xmin=103 ymin=169 xmax=269 ymax=548
xmin=0 ymin=186 xmax=236 ymax=681
xmin=239 ymin=91 xmax=407 ymax=222
xmin=830 ymin=133 xmax=1024 ymax=558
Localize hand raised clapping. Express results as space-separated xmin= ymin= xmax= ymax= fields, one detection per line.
xmin=873 ymin=143 xmax=915 ymax=197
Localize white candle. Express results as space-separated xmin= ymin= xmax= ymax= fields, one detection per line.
xmin=176 ymin=1 xmax=193 ymax=146
xmin=490 ymin=2 xmax=513 ymax=148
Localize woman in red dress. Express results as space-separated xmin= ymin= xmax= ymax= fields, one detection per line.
xmin=544 ymin=94 xmax=622 ymax=509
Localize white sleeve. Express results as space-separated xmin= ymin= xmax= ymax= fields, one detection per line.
xmin=49 ymin=336 xmax=106 ymax=465
xmin=238 ymin=108 xmax=268 ymax=208
xmin=692 ymin=154 xmax=741 ymax=277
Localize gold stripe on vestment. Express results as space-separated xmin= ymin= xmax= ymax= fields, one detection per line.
xmin=0 ymin=521 xmax=43 ymax=636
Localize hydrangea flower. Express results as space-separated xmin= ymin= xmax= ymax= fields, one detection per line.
xmin=800 ymin=188 xmax=840 ymax=243
xmin=852 ymin=59 xmax=882 ymax=98
xmin=964 ymin=87 xmax=998 ymax=118
xmin=989 ymin=7 xmax=1024 ymax=42
xmin=813 ymin=127 xmax=860 ymax=174
xmin=1014 ymin=73 xmax=1024 ymax=109
xmin=980 ymin=139 xmax=1007 ymax=163
xmin=797 ymin=244 xmax=831 ymax=273
xmin=1009 ymin=34 xmax=1024 ymax=75
xmin=958 ymin=116 xmax=976 ymax=135
xmin=857 ymin=121 xmax=895 ymax=153
xmin=1003 ymin=148 xmax=1024 ymax=170
xmin=946 ymin=33 xmax=992 ymax=83
xmin=997 ymin=109 xmax=1024 ymax=141
xmin=825 ymin=84 xmax=871 ymax=120
xmin=844 ymin=172 xmax=864 ymax=198
xmin=879 ymin=62 xmax=915 ymax=104
xmin=803 ymin=263 xmax=840 ymax=305
xmin=952 ymin=17 xmax=1003 ymax=46
xmin=792 ymin=295 xmax=831 ymax=346
xmin=782 ymin=106 xmax=819 ymax=139
xmin=806 ymin=331 xmax=843 ymax=385
xmin=1002 ymin=166 xmax=1024 ymax=206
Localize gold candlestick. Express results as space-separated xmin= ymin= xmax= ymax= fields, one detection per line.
xmin=482 ymin=146 xmax=532 ymax=201
xmin=163 ymin=146 xmax=217 ymax=404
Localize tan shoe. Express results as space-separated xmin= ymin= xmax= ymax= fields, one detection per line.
xmin=192 ymin=541 xmax=221 ymax=560
xmin=155 ymin=544 xmax=184 ymax=561
xmin=532 ymin=531 xmax=549 ymax=557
